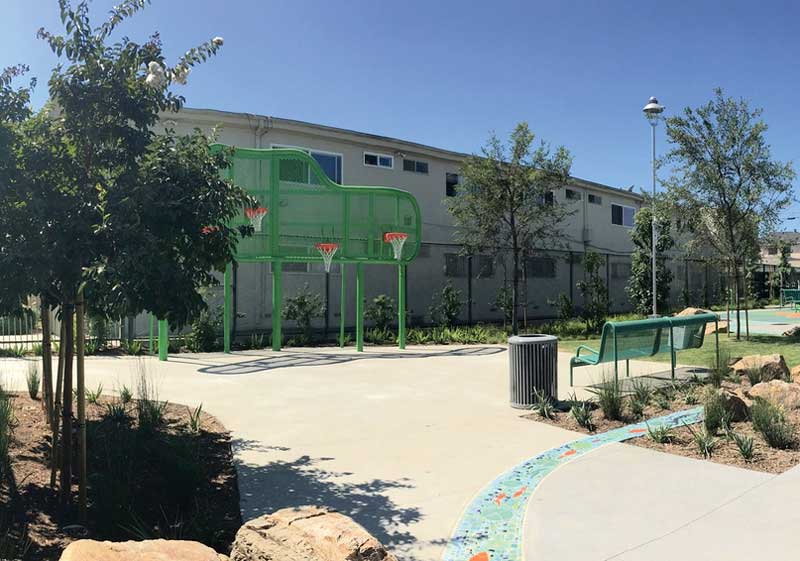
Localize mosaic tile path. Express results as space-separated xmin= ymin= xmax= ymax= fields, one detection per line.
xmin=442 ymin=407 xmax=703 ymax=561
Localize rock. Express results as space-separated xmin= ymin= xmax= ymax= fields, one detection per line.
xmin=230 ymin=507 xmax=397 ymax=561
xmin=791 ymin=365 xmax=800 ymax=383
xmin=749 ymin=380 xmax=800 ymax=411
xmin=703 ymin=386 xmax=750 ymax=422
xmin=60 ymin=539 xmax=226 ymax=561
xmin=731 ymin=354 xmax=790 ymax=382
xmin=705 ymin=320 xmax=728 ymax=336
xmin=676 ymin=307 xmax=710 ymax=316
xmin=783 ymin=326 xmax=800 ymax=338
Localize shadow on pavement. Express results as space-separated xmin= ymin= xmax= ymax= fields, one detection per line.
xmin=198 ymin=346 xmax=505 ymax=376
xmin=233 ymin=438 xmax=425 ymax=555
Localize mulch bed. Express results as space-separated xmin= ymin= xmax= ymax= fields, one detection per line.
xmin=523 ymin=379 xmax=800 ymax=475
xmin=1 ymin=393 xmax=241 ymax=561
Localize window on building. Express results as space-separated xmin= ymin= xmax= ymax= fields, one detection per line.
xmin=526 ymin=256 xmax=557 ymax=278
xmin=444 ymin=253 xmax=468 ymax=277
xmin=403 ymin=158 xmax=429 ymax=174
xmin=364 ymin=152 xmax=393 ymax=169
xmin=588 ymin=193 xmax=602 ymax=205
xmin=476 ymin=255 xmax=494 ymax=278
xmin=611 ymin=204 xmax=635 ymax=227
xmin=274 ymin=145 xmax=343 ymax=184
xmin=271 ymin=262 xmax=309 ymax=273
xmin=446 ymin=173 xmax=460 ymax=197
xmin=611 ymin=262 xmax=631 ymax=279
xmin=768 ymin=247 xmax=778 ymax=255
xmin=538 ymin=191 xmax=555 ymax=206
xmin=566 ymin=188 xmax=582 ymax=201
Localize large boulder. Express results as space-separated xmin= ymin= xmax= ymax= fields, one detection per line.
xmin=674 ymin=307 xmax=725 ymax=334
xmin=791 ymin=364 xmax=800 ymax=383
xmin=230 ymin=507 xmax=397 ymax=561
xmin=731 ymin=354 xmax=790 ymax=382
xmin=676 ymin=307 xmax=710 ymax=316
xmin=704 ymin=387 xmax=750 ymax=422
xmin=60 ymin=539 xmax=227 ymax=561
xmin=749 ymin=380 xmax=800 ymax=411
xmin=783 ymin=326 xmax=800 ymax=338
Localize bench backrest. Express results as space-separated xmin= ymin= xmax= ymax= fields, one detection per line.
xmin=596 ymin=317 xmax=673 ymax=362
xmin=667 ymin=312 xmax=715 ymax=350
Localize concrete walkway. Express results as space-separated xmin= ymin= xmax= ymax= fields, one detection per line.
xmin=0 ymin=346 xmax=785 ymax=560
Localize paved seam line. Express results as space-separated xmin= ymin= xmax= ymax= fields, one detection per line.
xmin=441 ymin=408 xmax=703 ymax=561
xmin=600 ymin=473 xmax=778 ymax=560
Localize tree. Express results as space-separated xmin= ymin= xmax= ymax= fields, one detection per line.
xmin=626 ymin=205 xmax=674 ymax=315
xmin=576 ymin=251 xmax=608 ymax=334
xmin=776 ymin=242 xmax=794 ymax=289
xmin=365 ymin=294 xmax=395 ymax=332
xmin=448 ymin=122 xmax=573 ymax=334
xmin=0 ymin=1 xmax=252 ymax=515
xmin=429 ymin=282 xmax=463 ymax=327
xmin=663 ymin=88 xmax=794 ymax=339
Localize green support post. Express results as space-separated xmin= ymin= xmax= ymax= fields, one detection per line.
xmin=398 ymin=264 xmax=406 ymax=349
xmin=158 ymin=319 xmax=168 ymax=361
xmin=223 ymin=261 xmax=233 ymax=353
xmin=272 ymin=260 xmax=282 ymax=351
xmin=356 ymin=263 xmax=364 ymax=352
xmin=339 ymin=264 xmax=346 ymax=347
xmin=148 ymin=314 xmax=155 ymax=355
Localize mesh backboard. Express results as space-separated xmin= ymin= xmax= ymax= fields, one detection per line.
xmin=213 ymin=145 xmax=422 ymax=265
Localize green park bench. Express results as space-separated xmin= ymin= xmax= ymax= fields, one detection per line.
xmin=569 ymin=313 xmax=719 ymax=386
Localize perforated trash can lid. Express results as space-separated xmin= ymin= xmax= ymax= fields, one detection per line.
xmin=508 ymin=334 xmax=557 ymax=344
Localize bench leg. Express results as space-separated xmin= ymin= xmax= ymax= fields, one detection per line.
xmin=626 ymin=359 xmax=630 ymax=378
xmin=614 ymin=359 xmax=618 ymax=385
xmin=570 ymin=363 xmax=574 ymax=387
xmin=671 ymin=349 xmax=676 ymax=380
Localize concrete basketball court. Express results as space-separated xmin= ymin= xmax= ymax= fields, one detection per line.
xmin=1 ymin=345 xmax=795 ymax=560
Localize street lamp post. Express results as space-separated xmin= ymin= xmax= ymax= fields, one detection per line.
xmin=643 ymin=96 xmax=665 ymax=318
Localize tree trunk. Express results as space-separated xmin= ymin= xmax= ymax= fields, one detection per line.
xmin=733 ymin=264 xmax=742 ymax=340
xmin=40 ymin=298 xmax=53 ymax=422
xmin=511 ymin=249 xmax=520 ymax=335
xmin=59 ymin=303 xmax=74 ymax=507
xmin=75 ymin=290 xmax=87 ymax=520
xmin=50 ymin=320 xmax=66 ymax=488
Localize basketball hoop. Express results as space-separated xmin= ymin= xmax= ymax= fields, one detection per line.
xmin=315 ymin=242 xmax=339 ymax=273
xmin=383 ymin=232 xmax=408 ymax=260
xmin=245 ymin=206 xmax=268 ymax=232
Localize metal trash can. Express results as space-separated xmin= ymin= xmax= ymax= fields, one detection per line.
xmin=508 ymin=334 xmax=558 ymax=409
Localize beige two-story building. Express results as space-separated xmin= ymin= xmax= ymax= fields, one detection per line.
xmin=157 ymin=108 xmax=647 ymax=335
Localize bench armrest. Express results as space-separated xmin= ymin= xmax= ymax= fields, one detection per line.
xmin=575 ymin=344 xmax=598 ymax=358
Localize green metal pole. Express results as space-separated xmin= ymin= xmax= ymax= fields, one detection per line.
xmin=356 ymin=262 xmax=364 ymax=352
xmin=158 ymin=319 xmax=168 ymax=361
xmin=148 ymin=314 xmax=155 ymax=355
xmin=272 ymin=260 xmax=282 ymax=351
xmin=398 ymin=264 xmax=406 ymax=349
xmin=223 ymin=261 xmax=233 ymax=353
xmin=339 ymin=264 xmax=346 ymax=347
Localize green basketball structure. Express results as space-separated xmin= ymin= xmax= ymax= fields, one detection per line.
xmin=157 ymin=145 xmax=422 ymax=360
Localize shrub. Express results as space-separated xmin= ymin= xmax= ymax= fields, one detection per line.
xmin=653 ymin=390 xmax=671 ymax=410
xmin=366 ymin=327 xmax=394 ymax=344
xmin=187 ymin=309 xmax=220 ymax=353
xmin=86 ymin=383 xmax=104 ymax=405
xmin=121 ymin=339 xmax=143 ymax=355
xmin=629 ymin=378 xmax=652 ymax=405
xmin=531 ymin=388 xmax=555 ymax=420
xmin=629 ymin=395 xmax=646 ymax=420
xmin=729 ymin=431 xmax=755 ymax=461
xmin=0 ymin=388 xmax=13 ymax=468
xmin=119 ymin=385 xmax=133 ymax=405
xmin=685 ymin=423 xmax=717 ymax=458
xmin=247 ymin=333 xmax=266 ymax=350
xmin=576 ymin=251 xmax=609 ymax=334
xmin=104 ymin=401 xmax=130 ymax=424
xmin=570 ymin=400 xmax=595 ymax=432
xmin=429 ymin=282 xmax=463 ymax=327
xmin=587 ymin=377 xmax=623 ymax=421
xmin=26 ymin=362 xmax=40 ymax=399
xmin=646 ymin=423 xmax=674 ymax=444
xmin=745 ymin=367 xmax=762 ymax=386
xmin=707 ymin=349 xmax=730 ymax=387
xmin=365 ymin=294 xmax=395 ymax=331
xmin=683 ymin=387 xmax=699 ymax=405
xmin=283 ymin=284 xmax=325 ymax=345
xmin=187 ymin=403 xmax=203 ymax=434
xmin=491 ymin=287 xmax=513 ymax=326
xmin=702 ymin=391 xmax=732 ymax=435
xmin=751 ymin=398 xmax=796 ymax=449
xmin=135 ymin=361 xmax=167 ymax=432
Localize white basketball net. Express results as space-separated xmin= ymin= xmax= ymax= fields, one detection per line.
xmin=245 ymin=207 xmax=267 ymax=232
xmin=384 ymin=233 xmax=408 ymax=260
xmin=315 ymin=243 xmax=339 ymax=273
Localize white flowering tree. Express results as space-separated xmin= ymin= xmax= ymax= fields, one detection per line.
xmin=0 ymin=0 xmax=252 ymax=517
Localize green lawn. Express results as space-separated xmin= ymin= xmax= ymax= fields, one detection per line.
xmin=557 ymin=334 xmax=800 ymax=369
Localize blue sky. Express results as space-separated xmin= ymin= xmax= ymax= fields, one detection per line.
xmin=4 ymin=0 xmax=800 ymax=224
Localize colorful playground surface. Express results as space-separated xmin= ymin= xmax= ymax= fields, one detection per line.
xmin=726 ymin=305 xmax=800 ymax=335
